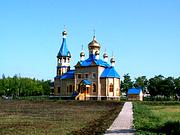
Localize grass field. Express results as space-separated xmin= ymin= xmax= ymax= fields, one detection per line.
xmin=0 ymin=99 xmax=123 ymax=135
xmin=133 ymin=101 xmax=180 ymax=135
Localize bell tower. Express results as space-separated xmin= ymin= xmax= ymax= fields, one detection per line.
xmin=56 ymin=30 xmax=71 ymax=76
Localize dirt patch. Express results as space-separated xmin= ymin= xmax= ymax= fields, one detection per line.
xmin=0 ymin=100 xmax=123 ymax=135
xmin=70 ymin=102 xmax=123 ymax=135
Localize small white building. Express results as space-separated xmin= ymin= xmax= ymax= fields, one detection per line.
xmin=127 ymin=88 xmax=143 ymax=101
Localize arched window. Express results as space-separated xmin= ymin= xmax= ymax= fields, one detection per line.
xmin=93 ymin=84 xmax=96 ymax=92
xmin=58 ymin=87 xmax=60 ymax=93
xmin=64 ymin=58 xmax=66 ymax=63
xmin=73 ymin=85 xmax=75 ymax=92
xmin=69 ymin=85 xmax=73 ymax=93
xmin=109 ymin=83 xmax=113 ymax=92
xmin=67 ymin=86 xmax=69 ymax=93
xmin=78 ymin=84 xmax=81 ymax=92
xmin=86 ymin=87 xmax=89 ymax=94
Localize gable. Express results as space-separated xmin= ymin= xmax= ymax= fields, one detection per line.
xmin=75 ymin=62 xmax=81 ymax=68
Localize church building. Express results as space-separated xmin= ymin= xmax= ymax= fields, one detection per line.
xmin=53 ymin=30 xmax=121 ymax=100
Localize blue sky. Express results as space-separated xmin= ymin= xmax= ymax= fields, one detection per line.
xmin=0 ymin=0 xmax=180 ymax=80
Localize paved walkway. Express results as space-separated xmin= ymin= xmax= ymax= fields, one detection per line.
xmin=104 ymin=102 xmax=135 ymax=135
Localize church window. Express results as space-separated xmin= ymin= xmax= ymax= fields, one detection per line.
xmin=85 ymin=73 xmax=89 ymax=79
xmin=73 ymin=85 xmax=75 ymax=92
xmin=77 ymin=74 xmax=82 ymax=79
xmin=67 ymin=86 xmax=69 ymax=93
xmin=92 ymin=73 xmax=96 ymax=78
xmin=78 ymin=84 xmax=80 ymax=92
xmin=86 ymin=87 xmax=89 ymax=94
xmin=64 ymin=58 xmax=66 ymax=63
xmin=51 ymin=89 xmax=54 ymax=94
xmin=109 ymin=83 xmax=113 ymax=92
xmin=69 ymin=85 xmax=73 ymax=93
xmin=58 ymin=59 xmax=61 ymax=63
xmin=93 ymin=83 xmax=96 ymax=92
xmin=58 ymin=87 xmax=61 ymax=93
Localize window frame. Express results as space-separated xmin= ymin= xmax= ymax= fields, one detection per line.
xmin=92 ymin=83 xmax=96 ymax=92
xmin=84 ymin=73 xmax=89 ymax=79
xmin=92 ymin=73 xmax=96 ymax=78
xmin=67 ymin=86 xmax=69 ymax=93
xmin=69 ymin=85 xmax=73 ymax=93
xmin=77 ymin=73 xmax=82 ymax=79
xmin=109 ymin=83 xmax=114 ymax=92
xmin=58 ymin=87 xmax=61 ymax=93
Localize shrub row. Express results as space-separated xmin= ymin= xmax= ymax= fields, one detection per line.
xmin=140 ymin=101 xmax=180 ymax=105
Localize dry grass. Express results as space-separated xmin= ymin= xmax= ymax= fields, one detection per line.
xmin=0 ymin=100 xmax=123 ymax=135
xmin=148 ymin=105 xmax=180 ymax=122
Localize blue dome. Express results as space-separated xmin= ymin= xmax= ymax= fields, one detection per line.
xmin=57 ymin=31 xmax=71 ymax=58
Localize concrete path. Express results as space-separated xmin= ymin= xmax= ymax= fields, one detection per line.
xmin=104 ymin=102 xmax=135 ymax=135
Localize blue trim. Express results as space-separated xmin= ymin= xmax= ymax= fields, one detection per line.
xmin=57 ymin=66 xmax=69 ymax=68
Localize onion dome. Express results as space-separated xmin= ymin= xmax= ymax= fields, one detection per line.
xmin=80 ymin=51 xmax=85 ymax=57
xmin=57 ymin=30 xmax=71 ymax=58
xmin=88 ymin=36 xmax=100 ymax=49
xmin=110 ymin=57 xmax=115 ymax=63
xmin=103 ymin=52 xmax=108 ymax=58
xmin=95 ymin=51 xmax=100 ymax=55
xmin=62 ymin=30 xmax=67 ymax=36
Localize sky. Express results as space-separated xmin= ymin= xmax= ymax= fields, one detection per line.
xmin=0 ymin=0 xmax=180 ymax=80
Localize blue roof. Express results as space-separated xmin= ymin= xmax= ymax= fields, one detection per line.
xmin=61 ymin=70 xmax=75 ymax=79
xmin=57 ymin=38 xmax=71 ymax=57
xmin=127 ymin=88 xmax=142 ymax=95
xmin=100 ymin=67 xmax=120 ymax=78
xmin=80 ymin=79 xmax=92 ymax=85
xmin=78 ymin=54 xmax=110 ymax=67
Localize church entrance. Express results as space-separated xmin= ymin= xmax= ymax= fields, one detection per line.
xmin=76 ymin=79 xmax=91 ymax=100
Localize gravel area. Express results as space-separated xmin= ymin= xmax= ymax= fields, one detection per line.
xmin=104 ymin=102 xmax=135 ymax=135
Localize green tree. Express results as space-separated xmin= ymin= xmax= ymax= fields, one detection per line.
xmin=134 ymin=76 xmax=148 ymax=92
xmin=174 ymin=77 xmax=180 ymax=96
xmin=0 ymin=74 xmax=6 ymax=95
xmin=148 ymin=75 xmax=164 ymax=98
xmin=121 ymin=73 xmax=133 ymax=94
xmin=164 ymin=77 xmax=175 ymax=98
xmin=41 ymin=80 xmax=51 ymax=95
xmin=0 ymin=74 xmax=51 ymax=97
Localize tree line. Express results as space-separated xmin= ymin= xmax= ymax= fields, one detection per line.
xmin=121 ymin=74 xmax=180 ymax=100
xmin=0 ymin=74 xmax=51 ymax=97
xmin=0 ymin=73 xmax=180 ymax=100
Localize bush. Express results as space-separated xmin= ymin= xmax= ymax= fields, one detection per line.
xmin=140 ymin=101 xmax=180 ymax=106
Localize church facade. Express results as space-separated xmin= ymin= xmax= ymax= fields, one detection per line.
xmin=53 ymin=30 xmax=121 ymax=100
